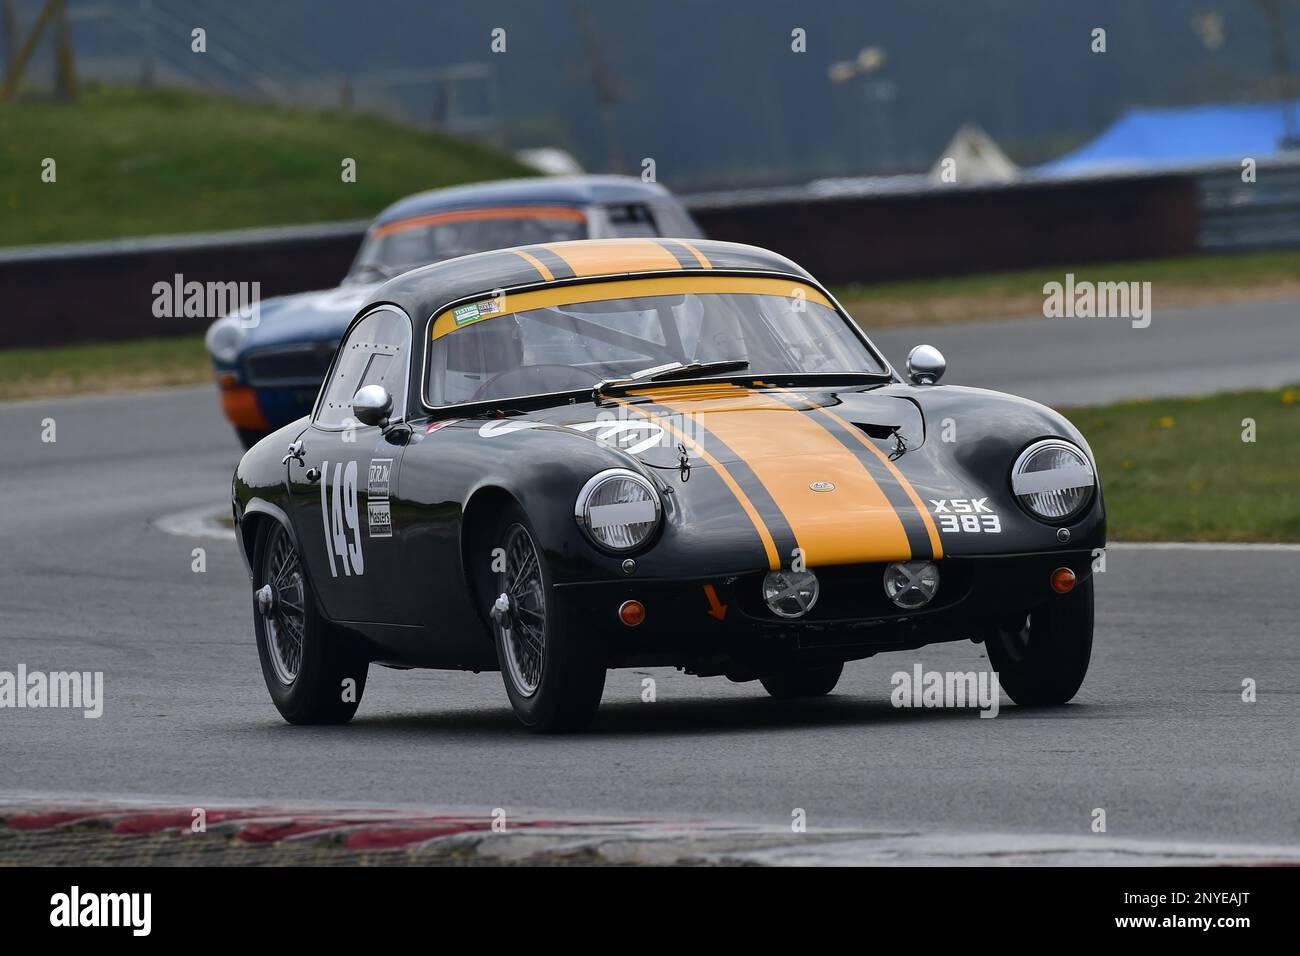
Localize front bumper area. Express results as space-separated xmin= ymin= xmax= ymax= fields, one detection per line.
xmin=556 ymin=550 xmax=1097 ymax=673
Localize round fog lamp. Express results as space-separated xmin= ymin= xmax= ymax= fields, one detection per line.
xmin=763 ymin=570 xmax=819 ymax=619
xmin=884 ymin=561 xmax=940 ymax=609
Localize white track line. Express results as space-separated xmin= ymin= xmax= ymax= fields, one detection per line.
xmin=152 ymin=504 xmax=236 ymax=541
xmin=1109 ymin=541 xmax=1300 ymax=552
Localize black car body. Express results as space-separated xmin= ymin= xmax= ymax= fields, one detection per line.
xmin=233 ymin=237 xmax=1105 ymax=731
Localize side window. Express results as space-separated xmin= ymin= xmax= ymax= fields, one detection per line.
xmin=316 ymin=307 xmax=410 ymax=427
xmin=598 ymin=203 xmax=660 ymax=238
xmin=652 ymin=201 xmax=704 ymax=239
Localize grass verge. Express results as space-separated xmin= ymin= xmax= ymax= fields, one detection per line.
xmin=0 ymin=85 xmax=533 ymax=247
xmin=837 ymin=248 xmax=1300 ymax=327
xmin=0 ymin=336 xmax=209 ymax=401
xmin=1066 ymin=386 xmax=1300 ymax=542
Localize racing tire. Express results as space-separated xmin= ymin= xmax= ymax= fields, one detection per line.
xmin=252 ymin=520 xmax=369 ymax=725
xmin=760 ymin=662 xmax=844 ymax=699
xmin=486 ymin=503 xmax=606 ymax=733
xmin=985 ymin=577 xmax=1093 ymax=706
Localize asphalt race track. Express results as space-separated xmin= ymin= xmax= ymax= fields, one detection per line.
xmin=870 ymin=296 xmax=1300 ymax=406
xmin=2 ymin=299 xmax=1298 ymax=855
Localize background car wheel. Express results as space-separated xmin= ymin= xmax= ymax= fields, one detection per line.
xmin=485 ymin=503 xmax=605 ymax=733
xmin=985 ymin=577 xmax=1093 ymax=706
xmin=760 ymin=662 xmax=844 ymax=699
xmin=253 ymin=520 xmax=369 ymax=724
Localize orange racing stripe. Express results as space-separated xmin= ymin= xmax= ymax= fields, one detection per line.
xmin=540 ymin=238 xmax=681 ymax=276
xmin=510 ymin=248 xmax=555 ymax=282
xmin=633 ymin=384 xmax=915 ymax=567
xmin=372 ymin=206 xmax=586 ymax=239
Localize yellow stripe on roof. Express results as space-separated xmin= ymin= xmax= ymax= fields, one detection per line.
xmin=511 ymin=248 xmax=554 ymax=282
xmin=430 ymin=276 xmax=832 ymax=340
xmin=542 ymin=238 xmax=681 ymax=276
xmin=675 ymin=240 xmax=713 ymax=268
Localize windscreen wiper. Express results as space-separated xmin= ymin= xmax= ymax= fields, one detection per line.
xmin=594 ymin=360 xmax=750 ymax=399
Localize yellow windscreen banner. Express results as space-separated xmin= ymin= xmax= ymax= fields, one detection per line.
xmin=429 ymin=276 xmax=833 ymax=341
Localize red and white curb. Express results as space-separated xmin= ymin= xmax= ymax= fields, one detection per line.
xmin=3 ymin=799 xmax=1298 ymax=866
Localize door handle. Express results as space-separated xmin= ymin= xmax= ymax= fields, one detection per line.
xmin=305 ymin=467 xmax=321 ymax=483
xmin=281 ymin=440 xmax=305 ymax=465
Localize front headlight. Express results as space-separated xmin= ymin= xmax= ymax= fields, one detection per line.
xmin=1011 ymin=439 xmax=1096 ymax=521
xmin=574 ymin=469 xmax=662 ymax=552
xmin=205 ymin=316 xmax=247 ymax=365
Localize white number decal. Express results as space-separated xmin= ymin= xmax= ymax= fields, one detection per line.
xmin=932 ymin=499 xmax=1001 ymax=534
xmin=319 ymin=460 xmax=364 ymax=577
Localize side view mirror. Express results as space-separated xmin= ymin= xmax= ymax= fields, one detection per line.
xmin=352 ymin=384 xmax=393 ymax=428
xmin=906 ymin=344 xmax=946 ymax=386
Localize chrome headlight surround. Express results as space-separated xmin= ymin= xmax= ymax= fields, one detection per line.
xmin=205 ymin=316 xmax=248 ymax=365
xmin=574 ymin=468 xmax=662 ymax=553
xmin=1011 ymin=439 xmax=1096 ymax=523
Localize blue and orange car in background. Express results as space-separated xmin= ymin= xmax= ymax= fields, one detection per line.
xmin=205 ymin=175 xmax=703 ymax=447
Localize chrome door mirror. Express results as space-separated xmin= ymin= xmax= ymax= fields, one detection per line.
xmin=906 ymin=344 xmax=946 ymax=386
xmin=352 ymin=384 xmax=393 ymax=427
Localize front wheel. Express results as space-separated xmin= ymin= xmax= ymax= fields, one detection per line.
xmin=486 ymin=504 xmax=605 ymax=733
xmin=760 ymin=662 xmax=844 ymax=699
xmin=984 ymin=578 xmax=1093 ymax=706
xmin=253 ymin=520 xmax=369 ymax=724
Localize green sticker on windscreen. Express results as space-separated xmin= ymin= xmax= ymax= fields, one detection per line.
xmin=452 ymin=298 xmax=503 ymax=326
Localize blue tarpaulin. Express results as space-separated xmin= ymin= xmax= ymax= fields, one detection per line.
xmin=1040 ymin=101 xmax=1300 ymax=174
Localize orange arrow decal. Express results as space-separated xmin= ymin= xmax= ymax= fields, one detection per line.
xmin=703 ymin=584 xmax=727 ymax=621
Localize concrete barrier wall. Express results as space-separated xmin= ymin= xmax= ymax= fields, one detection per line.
xmin=690 ymin=173 xmax=1201 ymax=284
xmin=0 ymin=173 xmax=1203 ymax=349
xmin=0 ymin=223 xmax=366 ymax=349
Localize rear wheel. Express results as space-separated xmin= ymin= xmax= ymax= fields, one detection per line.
xmin=253 ymin=521 xmax=369 ymax=724
xmin=985 ymin=578 xmax=1093 ymax=706
xmin=760 ymin=662 xmax=844 ymax=699
xmin=486 ymin=503 xmax=605 ymax=733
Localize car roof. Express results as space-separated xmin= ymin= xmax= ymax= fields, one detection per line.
xmin=374 ymin=175 xmax=676 ymax=226
xmin=371 ymin=238 xmax=815 ymax=325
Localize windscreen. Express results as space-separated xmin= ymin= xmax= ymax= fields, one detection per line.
xmin=425 ymin=284 xmax=883 ymax=406
xmin=352 ymin=208 xmax=588 ymax=278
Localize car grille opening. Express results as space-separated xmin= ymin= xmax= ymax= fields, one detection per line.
xmin=244 ymin=344 xmax=336 ymax=385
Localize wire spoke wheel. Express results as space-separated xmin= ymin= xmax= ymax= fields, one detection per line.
xmin=264 ymin=526 xmax=306 ymax=685
xmin=495 ymin=523 xmax=547 ymax=697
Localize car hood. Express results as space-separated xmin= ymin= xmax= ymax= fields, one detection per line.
xmin=458 ymin=381 xmax=1103 ymax=566
xmin=240 ymin=282 xmax=381 ymax=350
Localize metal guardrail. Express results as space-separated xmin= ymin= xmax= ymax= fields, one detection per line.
xmin=1198 ymin=164 xmax=1300 ymax=251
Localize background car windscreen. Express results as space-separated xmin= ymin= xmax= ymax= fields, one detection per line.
xmin=426 ymin=291 xmax=883 ymax=405
xmin=356 ymin=211 xmax=587 ymax=276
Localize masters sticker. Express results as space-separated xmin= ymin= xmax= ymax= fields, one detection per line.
xmin=366 ymin=457 xmax=393 ymax=537
xmin=367 ymin=500 xmax=393 ymax=538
